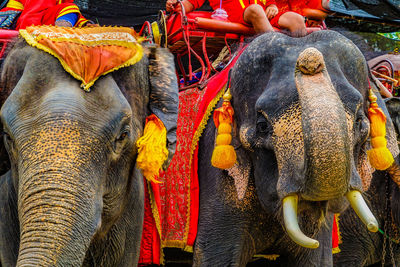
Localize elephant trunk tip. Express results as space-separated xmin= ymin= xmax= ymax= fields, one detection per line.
xmin=296 ymin=47 xmax=325 ymax=75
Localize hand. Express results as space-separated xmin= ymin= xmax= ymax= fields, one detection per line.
xmin=166 ymin=0 xmax=181 ymax=12
xmin=55 ymin=20 xmax=73 ymax=27
xmin=265 ymin=4 xmax=278 ymax=19
xmin=85 ymin=21 xmax=100 ymax=27
xmin=306 ymin=19 xmax=320 ymax=27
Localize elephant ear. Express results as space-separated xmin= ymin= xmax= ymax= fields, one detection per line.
xmin=384 ymin=97 xmax=400 ymax=140
xmin=0 ymin=39 xmax=29 ymax=175
xmin=147 ymin=46 xmax=179 ymax=169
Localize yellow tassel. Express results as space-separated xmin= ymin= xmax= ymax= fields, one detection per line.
xmin=367 ymin=89 xmax=394 ymax=170
xmin=136 ymin=114 xmax=168 ymax=183
xmin=211 ymin=87 xmax=237 ymax=169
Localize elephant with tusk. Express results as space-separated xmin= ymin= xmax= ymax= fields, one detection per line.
xmin=193 ymin=31 xmax=397 ymax=266
xmin=0 ymin=35 xmax=178 ymax=266
xmin=333 ymin=96 xmax=400 ymax=266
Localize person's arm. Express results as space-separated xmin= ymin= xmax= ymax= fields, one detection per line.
xmin=166 ymin=0 xmax=196 ymax=13
xmin=321 ymin=0 xmax=330 ymax=11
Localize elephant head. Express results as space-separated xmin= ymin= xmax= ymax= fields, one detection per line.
xmin=0 ymin=39 xmax=178 ymax=266
xmin=230 ymin=31 xmax=396 ymax=249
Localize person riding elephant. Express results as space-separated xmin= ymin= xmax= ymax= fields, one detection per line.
xmin=333 ymin=97 xmax=400 ymax=266
xmin=166 ymin=0 xmax=307 ymax=36
xmin=0 ymin=27 xmax=178 ymax=266
xmin=0 ymin=0 xmax=90 ymax=29
xmin=193 ymin=30 xmax=398 ymax=266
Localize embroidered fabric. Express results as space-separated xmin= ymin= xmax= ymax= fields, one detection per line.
xmin=0 ymin=10 xmax=21 ymax=29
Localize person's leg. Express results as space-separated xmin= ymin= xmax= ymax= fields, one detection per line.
xmin=243 ymin=4 xmax=274 ymax=33
xmin=278 ymin=11 xmax=307 ymax=37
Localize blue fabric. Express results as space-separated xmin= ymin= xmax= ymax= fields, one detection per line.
xmin=56 ymin=12 xmax=78 ymax=26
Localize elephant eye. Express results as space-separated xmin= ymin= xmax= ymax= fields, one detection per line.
xmin=355 ymin=114 xmax=369 ymax=144
xmin=257 ymin=122 xmax=268 ymax=133
xmin=3 ymin=132 xmax=11 ymax=142
xmin=116 ymin=129 xmax=130 ymax=142
xmin=256 ymin=116 xmax=271 ymax=134
xmin=3 ymin=131 xmax=14 ymax=151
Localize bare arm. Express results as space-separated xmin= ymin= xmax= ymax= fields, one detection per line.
xmin=166 ymin=0 xmax=195 ymax=13
xmin=321 ymin=0 xmax=330 ymax=10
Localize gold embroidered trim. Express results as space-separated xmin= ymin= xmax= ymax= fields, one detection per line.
xmin=147 ymin=181 xmax=162 ymax=239
xmin=332 ymin=213 xmax=342 ymax=254
xmin=19 ymin=27 xmax=144 ymax=91
xmin=182 ymin=85 xmax=226 ymax=246
xmin=147 ymin=180 xmax=165 ymax=264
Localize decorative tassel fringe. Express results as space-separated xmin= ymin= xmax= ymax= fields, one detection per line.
xmin=211 ymin=87 xmax=237 ymax=169
xmin=136 ymin=114 xmax=168 ymax=183
xmin=332 ymin=214 xmax=342 ymax=254
xmin=367 ymin=89 xmax=394 ymax=170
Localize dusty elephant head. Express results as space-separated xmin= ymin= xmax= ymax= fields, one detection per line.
xmin=230 ymin=31 xmax=398 ymax=249
xmin=0 ymin=39 xmax=178 ymax=266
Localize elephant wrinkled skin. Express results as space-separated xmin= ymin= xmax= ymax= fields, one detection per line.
xmin=194 ymin=31 xmax=397 ymax=266
xmin=0 ymin=40 xmax=178 ymax=266
xmin=333 ymin=97 xmax=400 ymax=267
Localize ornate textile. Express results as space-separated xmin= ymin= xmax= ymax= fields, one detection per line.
xmin=20 ymin=26 xmax=143 ymax=91
xmin=332 ymin=214 xmax=342 ymax=254
xmin=139 ymin=47 xmax=246 ymax=264
xmin=139 ymin=87 xmax=205 ymax=266
xmin=0 ymin=10 xmax=20 ymax=29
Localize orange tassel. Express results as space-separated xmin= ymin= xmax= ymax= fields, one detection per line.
xmin=367 ymin=89 xmax=394 ymax=170
xmin=211 ymin=88 xmax=237 ymax=169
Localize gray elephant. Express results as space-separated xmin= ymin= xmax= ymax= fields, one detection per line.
xmin=0 ymin=38 xmax=178 ymax=266
xmin=193 ymin=31 xmax=398 ymax=266
xmin=333 ymin=97 xmax=400 ymax=267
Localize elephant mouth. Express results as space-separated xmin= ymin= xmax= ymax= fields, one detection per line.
xmin=282 ymin=191 xmax=378 ymax=249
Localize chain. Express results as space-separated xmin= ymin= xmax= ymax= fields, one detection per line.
xmin=382 ymin=196 xmax=388 ymax=266
xmin=388 ymin=177 xmax=397 ymax=266
xmin=382 ymin=172 xmax=397 ymax=266
xmin=382 ymin=172 xmax=390 ymax=266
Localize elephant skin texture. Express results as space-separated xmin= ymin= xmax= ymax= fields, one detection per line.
xmin=0 ymin=40 xmax=178 ymax=266
xmin=333 ymin=97 xmax=400 ymax=267
xmin=193 ymin=31 xmax=395 ymax=267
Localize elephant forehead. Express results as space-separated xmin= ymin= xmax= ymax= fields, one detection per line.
xmin=271 ymin=103 xmax=304 ymax=170
xmin=18 ymin=116 xmax=101 ymax=170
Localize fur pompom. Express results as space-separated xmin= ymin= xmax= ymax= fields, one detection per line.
xmin=136 ymin=114 xmax=168 ymax=183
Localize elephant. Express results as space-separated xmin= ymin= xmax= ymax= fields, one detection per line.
xmin=0 ymin=39 xmax=179 ymax=266
xmin=193 ymin=30 xmax=399 ymax=266
xmin=333 ymin=97 xmax=400 ymax=267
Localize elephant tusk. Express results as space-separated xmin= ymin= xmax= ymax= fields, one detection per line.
xmin=345 ymin=190 xmax=379 ymax=232
xmin=282 ymin=195 xmax=320 ymax=249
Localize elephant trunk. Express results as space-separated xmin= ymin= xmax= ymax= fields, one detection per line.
xmin=295 ymin=47 xmax=350 ymax=201
xmin=16 ymin=120 xmax=102 ymax=266
xmin=17 ymin=171 xmax=100 ymax=267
